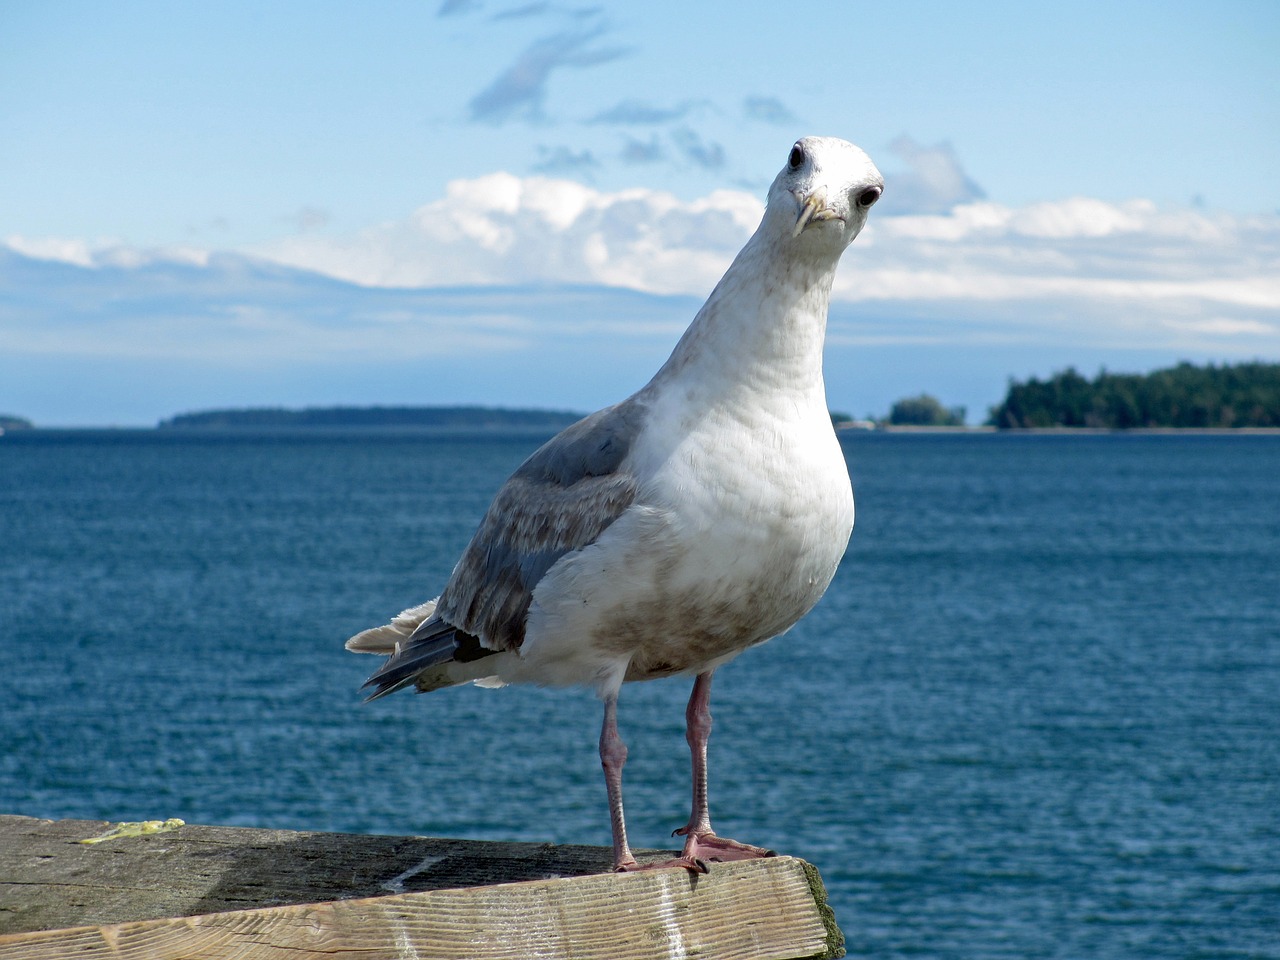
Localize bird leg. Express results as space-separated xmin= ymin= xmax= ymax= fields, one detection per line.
xmin=604 ymin=674 xmax=773 ymax=874
xmin=600 ymin=693 xmax=640 ymax=871
xmin=604 ymin=692 xmax=703 ymax=873
xmin=670 ymin=671 xmax=776 ymax=866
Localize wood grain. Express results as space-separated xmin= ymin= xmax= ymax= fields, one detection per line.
xmin=0 ymin=816 xmax=844 ymax=959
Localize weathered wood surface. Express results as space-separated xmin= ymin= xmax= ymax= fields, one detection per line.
xmin=0 ymin=815 xmax=844 ymax=959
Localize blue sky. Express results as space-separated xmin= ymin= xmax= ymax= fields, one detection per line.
xmin=2 ymin=1 xmax=1278 ymax=425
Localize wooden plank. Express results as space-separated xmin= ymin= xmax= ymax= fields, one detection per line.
xmin=0 ymin=858 xmax=841 ymax=960
xmin=0 ymin=814 xmax=617 ymax=933
xmin=0 ymin=817 xmax=845 ymax=959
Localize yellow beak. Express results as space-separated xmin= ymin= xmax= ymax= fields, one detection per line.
xmin=792 ymin=188 xmax=841 ymax=237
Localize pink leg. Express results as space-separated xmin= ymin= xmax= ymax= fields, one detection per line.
xmin=671 ymin=671 xmax=775 ymax=868
xmin=605 ymin=673 xmax=774 ymax=874
xmin=599 ymin=693 xmax=639 ymax=871
xmin=680 ymin=670 xmax=715 ymax=838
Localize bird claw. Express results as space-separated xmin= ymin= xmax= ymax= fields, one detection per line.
xmin=615 ymin=855 xmax=709 ymax=874
xmin=671 ymin=829 xmax=777 ymax=864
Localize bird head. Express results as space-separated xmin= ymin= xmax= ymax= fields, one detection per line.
xmin=766 ymin=137 xmax=884 ymax=251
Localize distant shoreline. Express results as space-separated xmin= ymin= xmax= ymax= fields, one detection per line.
xmin=0 ymin=424 xmax=580 ymax=437
xmin=7 ymin=423 xmax=1280 ymax=438
xmin=6 ymin=403 xmax=1280 ymax=436
xmin=841 ymin=423 xmax=1280 ymax=435
xmin=855 ymin=427 xmax=1274 ymax=437
xmin=157 ymin=405 xmax=585 ymax=431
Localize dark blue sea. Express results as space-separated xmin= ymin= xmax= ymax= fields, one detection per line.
xmin=2 ymin=429 xmax=1278 ymax=958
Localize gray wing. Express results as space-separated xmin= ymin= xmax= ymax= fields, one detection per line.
xmin=433 ymin=399 xmax=646 ymax=652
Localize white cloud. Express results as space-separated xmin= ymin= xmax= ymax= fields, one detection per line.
xmin=258 ymin=173 xmax=763 ymax=296
xmin=5 ymin=183 xmax=1279 ymax=427
xmin=8 ymin=175 xmax=1279 ymax=368
xmin=1011 ymin=197 xmax=1151 ymax=238
xmin=247 ymin=173 xmax=1280 ymax=354
xmin=467 ymin=24 xmax=629 ymax=123
xmin=3 ymin=234 xmax=96 ymax=267
xmin=878 ymin=136 xmax=986 ymax=215
xmin=1163 ymin=316 xmax=1275 ymax=337
xmin=3 ymin=234 xmax=211 ymax=269
xmin=876 ymin=202 xmax=1013 ymax=241
xmin=849 ymin=200 xmax=1280 ymax=317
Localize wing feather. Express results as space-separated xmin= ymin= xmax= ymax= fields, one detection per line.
xmin=436 ymin=399 xmax=645 ymax=651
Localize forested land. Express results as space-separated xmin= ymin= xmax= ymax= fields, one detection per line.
xmin=988 ymin=361 xmax=1280 ymax=429
xmin=887 ymin=394 xmax=966 ymax=426
xmin=159 ymin=406 xmax=583 ymax=430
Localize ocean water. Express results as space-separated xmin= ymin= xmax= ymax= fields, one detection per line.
xmin=1 ymin=429 xmax=1277 ymax=958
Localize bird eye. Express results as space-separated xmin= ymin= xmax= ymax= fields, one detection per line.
xmin=857 ymin=187 xmax=881 ymax=208
xmin=788 ymin=143 xmax=805 ymax=169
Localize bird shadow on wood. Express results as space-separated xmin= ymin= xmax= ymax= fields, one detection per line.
xmin=182 ymin=829 xmax=682 ymax=918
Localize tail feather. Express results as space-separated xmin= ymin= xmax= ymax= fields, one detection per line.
xmin=345 ymin=600 xmax=438 ymax=655
xmin=347 ymin=599 xmax=499 ymax=701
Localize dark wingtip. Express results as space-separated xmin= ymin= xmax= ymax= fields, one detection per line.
xmin=360 ymin=677 xmax=410 ymax=702
xmin=359 ymin=659 xmax=424 ymax=702
xmin=354 ymin=621 xmax=498 ymax=703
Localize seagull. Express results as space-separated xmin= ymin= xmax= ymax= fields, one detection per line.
xmin=347 ymin=136 xmax=884 ymax=873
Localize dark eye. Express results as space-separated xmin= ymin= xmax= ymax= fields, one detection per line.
xmin=788 ymin=143 xmax=805 ymax=169
xmin=857 ymin=187 xmax=881 ymax=208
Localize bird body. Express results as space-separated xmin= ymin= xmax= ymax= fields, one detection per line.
xmin=348 ymin=136 xmax=883 ymax=871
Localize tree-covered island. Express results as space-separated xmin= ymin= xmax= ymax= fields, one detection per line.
xmin=886 ymin=394 xmax=966 ymax=427
xmin=988 ymin=361 xmax=1280 ymax=429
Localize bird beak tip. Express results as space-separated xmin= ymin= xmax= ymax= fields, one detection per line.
xmin=792 ymin=189 xmax=834 ymax=238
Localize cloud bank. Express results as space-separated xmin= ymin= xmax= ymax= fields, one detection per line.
xmin=15 ymin=173 xmax=1272 ymax=357
xmin=4 ymin=173 xmax=1276 ymax=425
xmin=256 ymin=174 xmax=764 ymax=296
xmin=238 ymin=173 xmax=1280 ymax=354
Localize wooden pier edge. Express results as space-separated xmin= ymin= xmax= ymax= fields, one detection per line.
xmin=0 ymin=815 xmax=845 ymax=959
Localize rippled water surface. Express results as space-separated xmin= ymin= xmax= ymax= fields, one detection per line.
xmin=2 ymin=430 xmax=1278 ymax=958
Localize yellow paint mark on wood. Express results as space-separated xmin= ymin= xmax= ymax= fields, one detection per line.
xmin=79 ymin=819 xmax=185 ymax=845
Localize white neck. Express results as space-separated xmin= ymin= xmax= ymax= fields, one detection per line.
xmin=646 ymin=225 xmax=841 ymax=407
